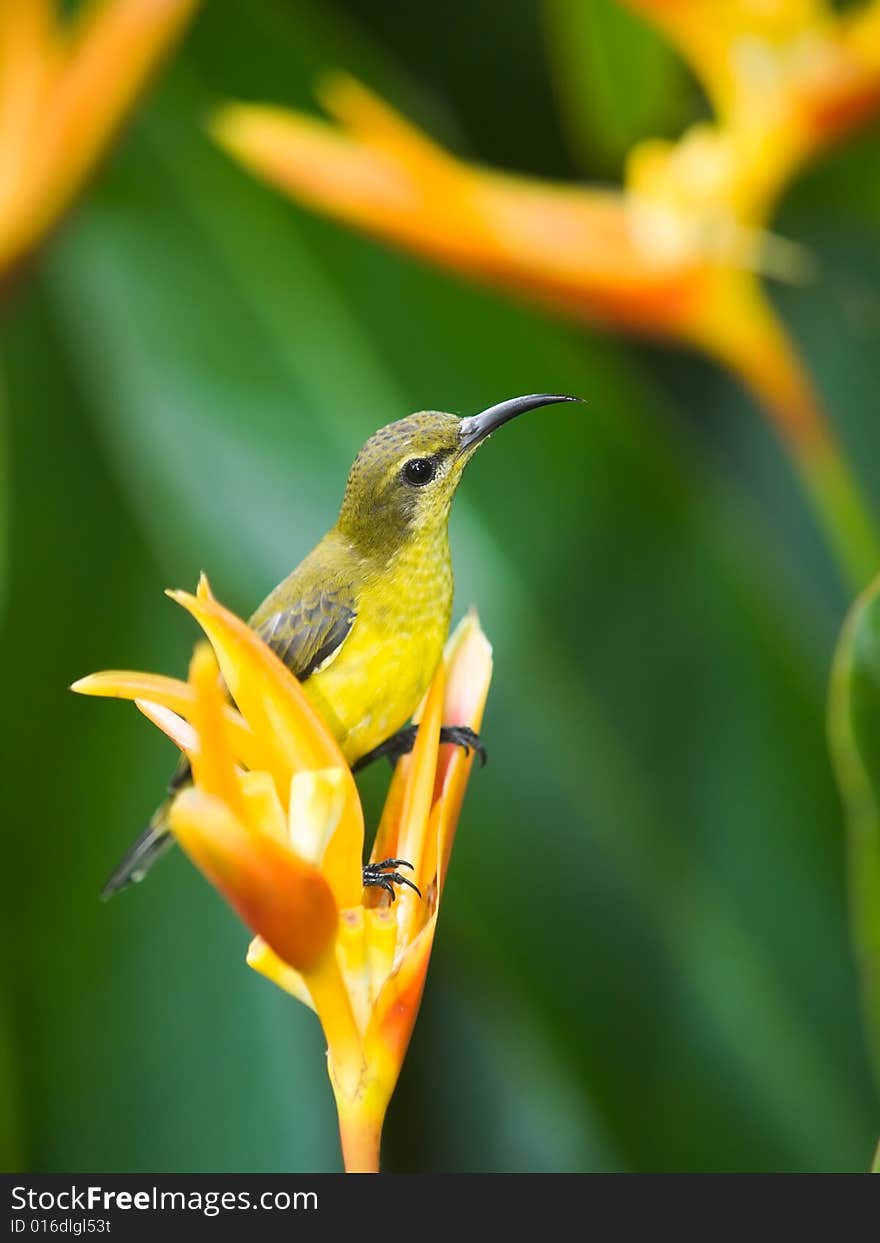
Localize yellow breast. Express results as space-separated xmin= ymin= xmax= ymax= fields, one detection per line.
xmin=303 ymin=534 xmax=454 ymax=763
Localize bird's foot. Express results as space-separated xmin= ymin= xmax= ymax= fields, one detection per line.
xmin=362 ymin=857 xmax=421 ymax=902
xmin=352 ymin=725 xmax=487 ymax=773
xmin=439 ymin=725 xmax=486 ymax=765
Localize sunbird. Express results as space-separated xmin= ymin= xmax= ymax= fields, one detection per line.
xmin=103 ymin=393 xmax=580 ymax=899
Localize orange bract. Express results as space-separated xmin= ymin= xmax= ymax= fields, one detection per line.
xmin=212 ymin=79 xmax=709 ymax=339
xmin=625 ymin=1 xmax=880 ymax=150
xmin=73 ymin=579 xmax=493 ymax=1172
xmin=0 ymin=0 xmax=198 ymax=278
xmin=209 ymin=2 xmax=880 ymax=473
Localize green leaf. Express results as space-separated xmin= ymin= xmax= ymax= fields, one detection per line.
xmin=0 ymin=281 xmax=339 ymax=1173
xmin=46 ymin=92 xmax=872 ymax=1166
xmin=0 ymin=364 xmax=9 ymax=622
xmin=0 ymin=993 xmax=24 ymax=1172
xmin=6 ymin=0 xmax=878 ymax=1174
xmin=829 ymin=572 xmax=880 ymax=1083
xmin=542 ymin=0 xmax=688 ymax=172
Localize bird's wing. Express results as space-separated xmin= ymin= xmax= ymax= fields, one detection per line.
xmin=255 ymin=586 xmax=356 ymax=682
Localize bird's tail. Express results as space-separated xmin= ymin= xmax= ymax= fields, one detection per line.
xmin=101 ymin=758 xmax=192 ymax=900
xmin=100 ymin=803 xmax=174 ymax=900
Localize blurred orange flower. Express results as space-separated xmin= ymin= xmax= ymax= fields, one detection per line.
xmin=72 ymin=576 xmax=492 ymax=1173
xmin=211 ymin=74 xmax=818 ymax=447
xmin=0 ymin=0 xmax=198 ymax=281
xmin=211 ymin=0 xmax=880 ymax=586
xmin=626 ymin=0 xmax=880 ymax=213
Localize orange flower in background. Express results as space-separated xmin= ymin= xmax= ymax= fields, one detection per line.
xmin=625 ymin=0 xmax=880 ymax=213
xmin=72 ymin=577 xmax=492 ymax=1173
xmin=211 ymin=0 xmax=880 ymax=588
xmin=0 ymin=0 xmax=199 ymax=280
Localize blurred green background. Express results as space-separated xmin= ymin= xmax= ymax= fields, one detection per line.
xmin=3 ymin=0 xmax=880 ymax=1172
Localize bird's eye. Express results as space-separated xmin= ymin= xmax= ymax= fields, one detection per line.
xmin=403 ymin=457 xmax=437 ymax=486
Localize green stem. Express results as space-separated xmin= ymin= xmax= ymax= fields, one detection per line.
xmin=828 ymin=583 xmax=880 ymax=1092
xmin=699 ymin=273 xmax=880 ymax=592
xmin=801 ymin=440 xmax=880 ymax=593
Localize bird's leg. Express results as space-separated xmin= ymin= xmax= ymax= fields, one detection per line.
xmin=362 ymin=857 xmax=421 ymax=901
xmin=351 ymin=725 xmax=419 ymax=771
xmin=352 ymin=725 xmax=487 ymax=773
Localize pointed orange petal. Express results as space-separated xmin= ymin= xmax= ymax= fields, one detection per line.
xmin=240 ymin=771 xmax=288 ymax=845
xmin=135 ymin=699 xmax=196 ymax=751
xmin=620 ymin=1 xmax=739 ymax=118
xmin=211 ymin=86 xmax=705 ymax=335
xmin=212 ymin=99 xmax=436 ymax=244
xmin=415 ymin=613 xmax=493 ymax=903
xmin=187 ymin=641 xmax=247 ymax=823
xmin=805 ymin=4 xmax=880 ymax=144
xmin=362 ymin=614 xmax=492 ymax=1096
xmin=625 ymin=1 xmax=880 ymax=159
xmin=70 ymin=668 xmax=261 ymax=771
xmin=364 ymin=915 xmax=436 ymax=1096
xmin=169 ymin=581 xmax=364 ymax=908
xmin=71 ymin=668 xmax=193 ymax=703
xmin=620 ymin=0 xmax=823 ymax=120
xmin=364 ymin=605 xmax=489 ymax=1083
xmin=431 ymin=611 xmax=493 ymax=893
xmin=58 ymin=0 xmax=198 ymax=149
xmin=0 ymin=1 xmax=57 ymax=223
xmin=365 ymin=665 xmax=443 ymax=957
xmin=369 ymin=757 xmax=409 ymax=869
xmin=317 ymin=73 xmax=452 ymax=168
xmin=0 ymin=0 xmax=199 ymax=271
xmin=170 ymin=788 xmax=337 ymax=973
xmin=247 ymin=936 xmax=315 ymax=1010
xmin=168 ymin=585 xmax=346 ymax=775
xmin=377 ymin=667 xmax=443 ymax=950
xmin=368 ymin=663 xmax=446 ymax=873
xmin=288 ymin=767 xmax=350 ymax=866
xmin=847 ymin=0 xmax=880 ymax=70
xmin=394 ymin=665 xmax=444 ymax=897
xmin=370 ymin=614 xmax=493 ymax=901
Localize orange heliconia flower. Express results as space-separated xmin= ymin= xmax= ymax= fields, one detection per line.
xmin=72 ymin=576 xmax=493 ymax=1173
xmin=0 ymin=0 xmax=199 ymax=279
xmin=210 ymin=1 xmax=880 ymax=585
xmin=624 ymin=0 xmax=880 ymax=216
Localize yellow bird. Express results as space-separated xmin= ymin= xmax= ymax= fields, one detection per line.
xmin=103 ymin=393 xmax=580 ymax=899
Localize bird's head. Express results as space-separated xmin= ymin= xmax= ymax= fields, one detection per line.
xmin=336 ymin=394 xmax=582 ymax=555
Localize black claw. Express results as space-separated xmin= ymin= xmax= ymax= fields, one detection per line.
xmin=363 ymin=857 xmax=422 ymax=900
xmin=439 ymin=725 xmax=487 ymax=767
xmin=386 ymin=872 xmax=421 ymax=897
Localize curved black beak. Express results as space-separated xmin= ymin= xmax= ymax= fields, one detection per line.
xmin=458 ymin=393 xmax=584 ymax=451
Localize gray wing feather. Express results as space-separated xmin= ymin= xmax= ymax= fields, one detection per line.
xmin=255 ymin=587 xmax=356 ymax=681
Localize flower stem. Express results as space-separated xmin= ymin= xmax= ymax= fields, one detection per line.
xmin=338 ymin=1109 xmax=383 ymax=1174
xmin=799 ymin=438 xmax=880 ymax=592
xmin=701 ymin=282 xmax=880 ymax=591
xmin=306 ymin=950 xmax=387 ymax=1172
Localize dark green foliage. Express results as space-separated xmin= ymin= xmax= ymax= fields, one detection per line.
xmin=1 ymin=0 xmax=879 ymax=1172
